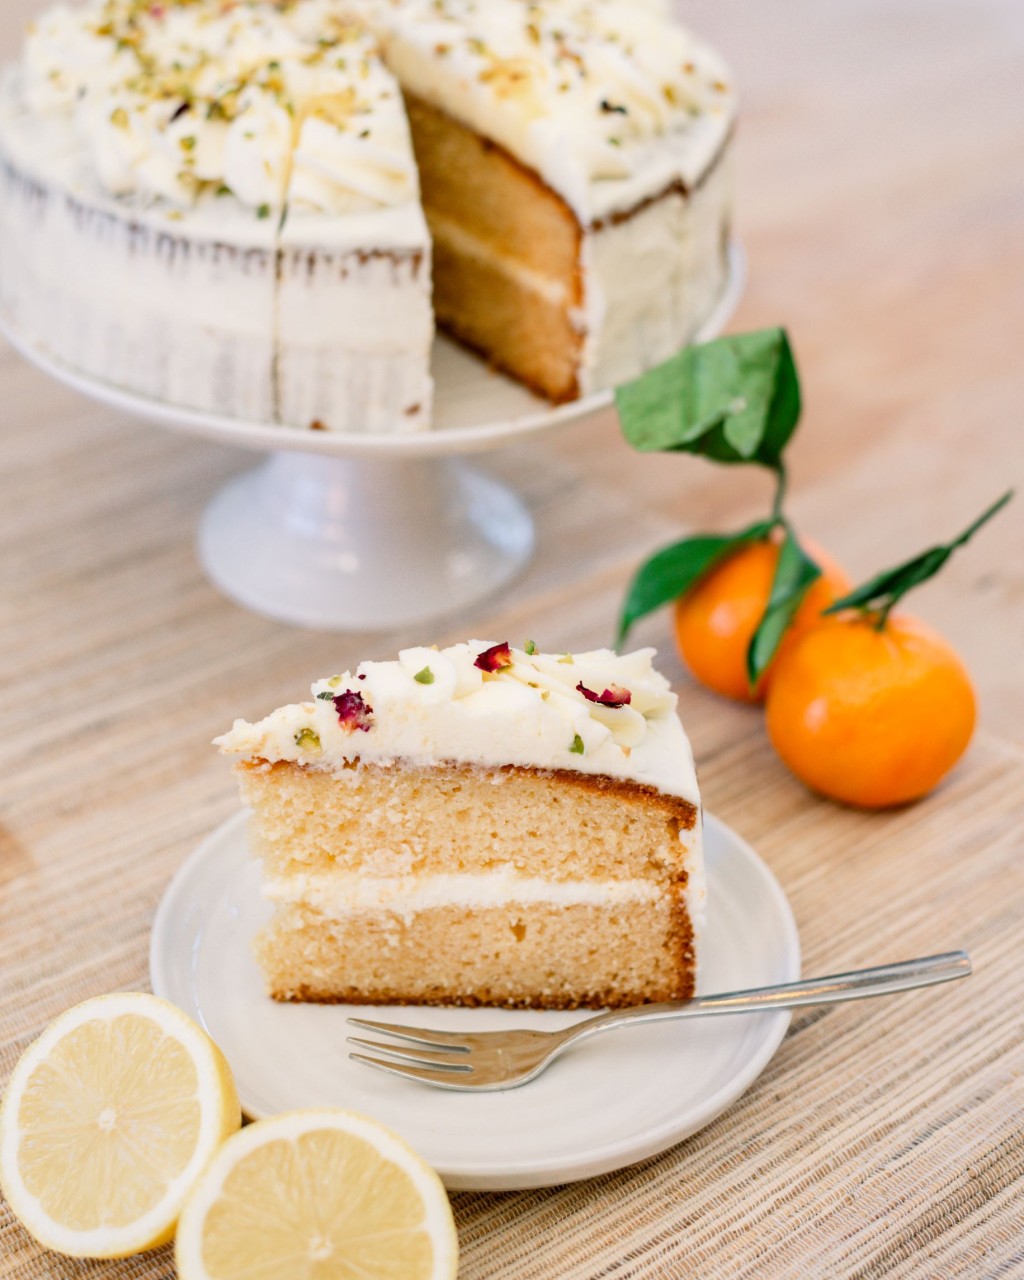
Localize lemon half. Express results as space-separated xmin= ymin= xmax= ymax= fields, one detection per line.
xmin=175 ymin=1108 xmax=459 ymax=1280
xmin=0 ymin=992 xmax=240 ymax=1258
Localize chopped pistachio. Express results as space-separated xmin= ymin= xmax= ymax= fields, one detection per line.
xmin=524 ymin=639 xmax=537 ymax=655
xmin=316 ymin=690 xmax=335 ymax=700
xmin=327 ymin=675 xmax=343 ymax=688
xmin=294 ymin=727 xmax=321 ymax=750
xmin=414 ymin=666 xmax=435 ymax=685
xmin=557 ymin=653 xmax=574 ymax=665
xmin=256 ymin=204 xmax=271 ymax=219
xmin=569 ymin=734 xmax=585 ymax=755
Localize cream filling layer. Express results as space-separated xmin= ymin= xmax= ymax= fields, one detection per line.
xmin=427 ymin=209 xmax=571 ymax=309
xmin=264 ymin=870 xmax=665 ymax=915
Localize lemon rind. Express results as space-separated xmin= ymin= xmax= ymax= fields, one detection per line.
xmin=175 ymin=1107 xmax=458 ymax=1280
xmin=0 ymin=991 xmax=240 ymax=1259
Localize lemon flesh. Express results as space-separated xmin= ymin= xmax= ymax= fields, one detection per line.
xmin=176 ymin=1109 xmax=458 ymax=1280
xmin=0 ymin=993 xmax=240 ymax=1258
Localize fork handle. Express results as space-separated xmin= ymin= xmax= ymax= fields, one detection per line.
xmin=560 ymin=952 xmax=971 ymax=1048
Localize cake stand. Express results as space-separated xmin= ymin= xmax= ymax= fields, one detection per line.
xmin=2 ymin=246 xmax=743 ymax=630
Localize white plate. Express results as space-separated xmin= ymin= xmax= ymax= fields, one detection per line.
xmin=150 ymin=809 xmax=799 ymax=1191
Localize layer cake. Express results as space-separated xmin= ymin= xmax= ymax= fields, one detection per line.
xmin=0 ymin=0 xmax=735 ymax=428
xmin=216 ymin=641 xmax=704 ymax=1009
xmin=0 ymin=0 xmax=434 ymax=431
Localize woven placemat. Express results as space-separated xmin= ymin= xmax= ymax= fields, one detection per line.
xmin=1 ymin=393 xmax=1022 ymax=1278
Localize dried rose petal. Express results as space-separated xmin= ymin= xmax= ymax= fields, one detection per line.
xmin=333 ymin=690 xmax=374 ymax=732
xmin=576 ymin=681 xmax=632 ymax=708
xmin=474 ymin=641 xmax=513 ymax=673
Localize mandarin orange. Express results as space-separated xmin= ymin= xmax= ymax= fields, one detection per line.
xmin=673 ymin=535 xmax=850 ymax=702
xmin=765 ymin=612 xmax=976 ymax=808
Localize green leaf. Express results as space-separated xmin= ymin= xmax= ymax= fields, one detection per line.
xmin=824 ymin=490 xmax=1013 ymax=625
xmin=614 ymin=329 xmax=801 ymax=470
xmin=617 ymin=519 xmax=774 ymax=646
xmin=746 ymin=528 xmax=822 ymax=686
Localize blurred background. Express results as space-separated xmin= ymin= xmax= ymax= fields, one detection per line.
xmin=1 ymin=0 xmax=1022 ymax=731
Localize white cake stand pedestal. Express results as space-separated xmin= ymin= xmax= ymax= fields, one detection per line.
xmin=2 ymin=246 xmax=743 ymax=630
xmin=199 ymin=451 xmax=535 ymax=630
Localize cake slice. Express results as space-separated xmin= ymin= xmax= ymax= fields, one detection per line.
xmin=274 ymin=12 xmax=434 ymax=432
xmin=215 ymin=641 xmax=704 ymax=1009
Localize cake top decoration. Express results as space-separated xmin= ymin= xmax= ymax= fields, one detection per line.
xmin=215 ymin=640 xmax=699 ymax=802
xmin=20 ymin=0 xmax=418 ymax=213
xmin=362 ymin=0 xmax=735 ymax=216
xmin=15 ymin=0 xmax=734 ymax=221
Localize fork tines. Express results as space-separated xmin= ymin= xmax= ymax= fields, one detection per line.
xmin=346 ymin=1016 xmax=475 ymax=1083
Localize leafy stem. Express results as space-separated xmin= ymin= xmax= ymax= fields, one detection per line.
xmin=746 ymin=519 xmax=822 ymax=685
xmin=616 ymin=520 xmax=774 ymax=647
xmin=614 ymin=327 xmax=824 ymax=682
xmin=824 ymin=490 xmax=1013 ymax=628
xmin=770 ymin=464 xmax=788 ymax=525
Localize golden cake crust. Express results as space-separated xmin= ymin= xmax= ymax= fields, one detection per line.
xmin=240 ymin=756 xmax=698 ymax=827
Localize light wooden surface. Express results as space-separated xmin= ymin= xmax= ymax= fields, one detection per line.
xmin=2 ymin=2 xmax=1023 ymax=1277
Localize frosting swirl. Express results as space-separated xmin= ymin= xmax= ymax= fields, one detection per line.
xmin=362 ymin=0 xmax=735 ymax=214
xmin=21 ymin=0 xmax=419 ymax=214
xmin=215 ymin=641 xmax=699 ymax=803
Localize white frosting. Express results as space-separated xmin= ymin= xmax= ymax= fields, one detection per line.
xmin=578 ymin=149 xmax=732 ymax=393
xmin=0 ymin=53 xmax=433 ymax=433
xmin=363 ymin=0 xmax=735 ymax=221
xmin=216 ymin=641 xmax=700 ymax=803
xmin=428 ymin=210 xmax=572 ymax=309
xmin=265 ymin=870 xmax=663 ymax=916
xmin=267 ymin=848 xmax=707 ymax=964
xmin=18 ymin=0 xmax=732 ymax=223
xmin=21 ymin=0 xmax=421 ymax=217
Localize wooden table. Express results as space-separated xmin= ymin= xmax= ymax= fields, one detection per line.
xmin=1 ymin=2 xmax=1022 ymax=1276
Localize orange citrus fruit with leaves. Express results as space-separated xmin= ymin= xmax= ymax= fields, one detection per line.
xmin=765 ymin=612 xmax=976 ymax=808
xmin=673 ymin=535 xmax=850 ymax=702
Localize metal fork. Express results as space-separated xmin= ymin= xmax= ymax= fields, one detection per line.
xmin=347 ymin=951 xmax=971 ymax=1091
